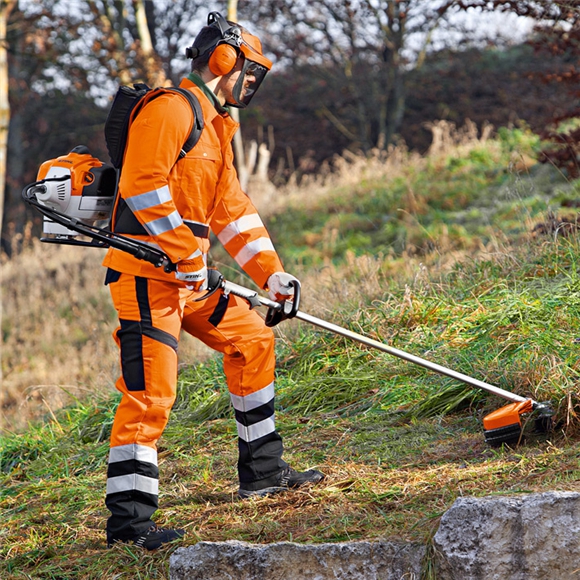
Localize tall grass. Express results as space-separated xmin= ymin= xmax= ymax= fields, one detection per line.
xmin=0 ymin=243 xmax=214 ymax=432
xmin=2 ymin=124 xmax=580 ymax=579
xmin=2 ymin=123 xmax=578 ymax=432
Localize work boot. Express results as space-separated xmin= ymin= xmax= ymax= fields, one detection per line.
xmin=107 ymin=525 xmax=185 ymax=550
xmin=238 ymin=466 xmax=325 ymax=499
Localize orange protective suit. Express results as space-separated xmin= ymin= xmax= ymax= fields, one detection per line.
xmin=103 ymin=76 xmax=288 ymax=542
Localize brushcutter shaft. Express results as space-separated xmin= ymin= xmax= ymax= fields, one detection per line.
xmin=222 ymin=280 xmax=528 ymax=405
xmin=295 ymin=311 xmax=527 ymax=404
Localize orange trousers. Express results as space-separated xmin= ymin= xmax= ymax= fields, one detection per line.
xmin=105 ymin=271 xmax=286 ymax=541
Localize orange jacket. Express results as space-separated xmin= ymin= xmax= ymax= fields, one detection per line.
xmin=102 ymin=77 xmax=283 ymax=289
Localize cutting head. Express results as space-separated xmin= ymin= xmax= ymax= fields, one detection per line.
xmin=483 ymin=399 xmax=553 ymax=446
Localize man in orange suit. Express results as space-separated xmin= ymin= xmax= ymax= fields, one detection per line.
xmin=103 ymin=12 xmax=324 ymax=550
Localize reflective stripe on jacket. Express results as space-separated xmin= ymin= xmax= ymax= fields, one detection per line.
xmin=102 ymin=77 xmax=283 ymax=289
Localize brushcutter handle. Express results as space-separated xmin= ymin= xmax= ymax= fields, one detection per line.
xmin=220 ymin=279 xmax=299 ymax=326
xmin=222 ymin=280 xmax=266 ymax=309
xmin=193 ymin=268 xmax=225 ymax=302
xmin=265 ymin=279 xmax=301 ymax=327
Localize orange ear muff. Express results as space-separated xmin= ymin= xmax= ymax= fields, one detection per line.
xmin=208 ymin=44 xmax=238 ymax=76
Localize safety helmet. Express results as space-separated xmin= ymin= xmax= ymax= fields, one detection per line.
xmin=185 ymin=12 xmax=272 ymax=108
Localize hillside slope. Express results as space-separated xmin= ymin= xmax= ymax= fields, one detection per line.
xmin=2 ymin=126 xmax=580 ymax=579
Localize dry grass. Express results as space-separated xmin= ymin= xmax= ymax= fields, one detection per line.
xmin=0 ymin=242 xmax=214 ymax=432
xmin=4 ymin=119 xmax=580 ymax=577
xmin=1 ymin=242 xmax=114 ymax=430
xmin=1 ymin=120 xmax=571 ymax=433
xmin=2 ymin=409 xmax=580 ymax=579
xmin=250 ymin=143 xmax=424 ymax=219
xmin=1 ymin=129 xmax=451 ymax=433
xmin=249 ymin=119 xmax=496 ymax=218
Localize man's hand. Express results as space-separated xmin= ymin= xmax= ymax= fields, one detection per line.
xmin=175 ymin=258 xmax=207 ymax=291
xmin=267 ymin=272 xmax=300 ymax=301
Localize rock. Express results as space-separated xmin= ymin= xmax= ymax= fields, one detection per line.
xmin=433 ymin=491 xmax=580 ymax=580
xmin=169 ymin=539 xmax=426 ymax=580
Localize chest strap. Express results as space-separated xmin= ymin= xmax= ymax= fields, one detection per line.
xmin=185 ymin=221 xmax=210 ymax=238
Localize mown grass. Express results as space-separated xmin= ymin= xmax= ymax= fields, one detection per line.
xmin=2 ymin=127 xmax=580 ymax=578
xmin=3 ymin=393 xmax=580 ymax=579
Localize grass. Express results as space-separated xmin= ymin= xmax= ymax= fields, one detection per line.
xmin=3 ymin=399 xmax=580 ymax=578
xmin=2 ymin=126 xmax=580 ymax=578
xmin=256 ymin=128 xmax=556 ymax=268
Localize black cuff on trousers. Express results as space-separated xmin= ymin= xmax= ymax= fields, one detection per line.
xmin=106 ymin=490 xmax=158 ymax=541
xmin=237 ymin=431 xmax=288 ymax=489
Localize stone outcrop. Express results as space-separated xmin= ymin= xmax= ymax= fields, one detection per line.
xmin=169 ymin=539 xmax=426 ymax=580
xmin=170 ymin=491 xmax=580 ymax=580
xmin=433 ymin=491 xmax=580 ymax=580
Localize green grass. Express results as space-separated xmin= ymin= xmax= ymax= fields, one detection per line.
xmin=253 ymin=129 xmax=568 ymax=268
xmin=3 ymin=128 xmax=580 ymax=578
xmin=3 ymin=395 xmax=579 ymax=578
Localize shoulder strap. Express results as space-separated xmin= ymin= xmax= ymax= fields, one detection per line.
xmin=129 ymin=86 xmax=204 ymax=159
xmin=112 ymin=87 xmax=205 ymax=236
xmin=166 ymin=87 xmax=204 ymax=158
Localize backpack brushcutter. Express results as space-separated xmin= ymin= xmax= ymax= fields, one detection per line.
xmin=23 ymin=147 xmax=553 ymax=447
xmin=22 ymin=146 xmax=174 ymax=268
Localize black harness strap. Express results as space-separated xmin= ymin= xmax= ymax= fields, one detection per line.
xmin=113 ymin=87 xmax=205 ymax=236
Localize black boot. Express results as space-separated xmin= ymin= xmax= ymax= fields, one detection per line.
xmin=107 ymin=525 xmax=185 ymax=550
xmin=238 ymin=466 xmax=325 ymax=499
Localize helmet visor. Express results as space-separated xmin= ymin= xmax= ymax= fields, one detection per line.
xmin=229 ymin=58 xmax=269 ymax=108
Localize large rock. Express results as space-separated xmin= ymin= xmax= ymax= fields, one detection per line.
xmin=169 ymin=539 xmax=426 ymax=580
xmin=433 ymin=491 xmax=580 ymax=580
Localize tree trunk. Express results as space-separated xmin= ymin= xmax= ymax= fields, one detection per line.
xmin=133 ymin=0 xmax=166 ymax=86
xmin=384 ymin=66 xmax=405 ymax=149
xmin=227 ymin=0 xmax=249 ymax=190
xmin=0 ymin=1 xmax=16 ymax=240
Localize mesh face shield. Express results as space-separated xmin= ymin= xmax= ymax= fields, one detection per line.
xmin=186 ymin=13 xmax=272 ymax=109
xmin=226 ymin=31 xmax=272 ymax=108
xmin=229 ymin=58 xmax=269 ymax=108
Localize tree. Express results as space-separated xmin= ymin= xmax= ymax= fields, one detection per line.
xmin=3 ymin=0 xmax=87 ymax=245
xmin=0 ymin=0 xmax=16 ymax=241
xmin=530 ymin=2 xmax=580 ymax=176
xmin=401 ymin=43 xmax=573 ymax=153
xmin=2 ymin=0 xmax=214 ymax=244
xmin=243 ymin=0 xmax=461 ymax=154
xmin=450 ymin=1 xmax=580 ymax=176
xmin=227 ymin=0 xmax=250 ymax=190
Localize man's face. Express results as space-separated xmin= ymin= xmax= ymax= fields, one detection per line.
xmin=216 ymin=57 xmax=257 ymax=105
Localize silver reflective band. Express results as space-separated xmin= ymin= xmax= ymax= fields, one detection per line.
xmin=144 ymin=210 xmax=183 ymax=236
xmin=125 ymin=185 xmax=172 ymax=213
xmin=108 ymin=443 xmax=158 ymax=466
xmin=230 ymin=382 xmax=275 ymax=413
xmin=106 ymin=474 xmax=159 ymax=495
xmin=186 ymin=248 xmax=203 ymax=260
xmin=236 ymin=416 xmax=276 ymax=442
xmin=218 ymin=214 xmax=264 ymax=245
xmin=235 ymin=238 xmax=275 ymax=268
